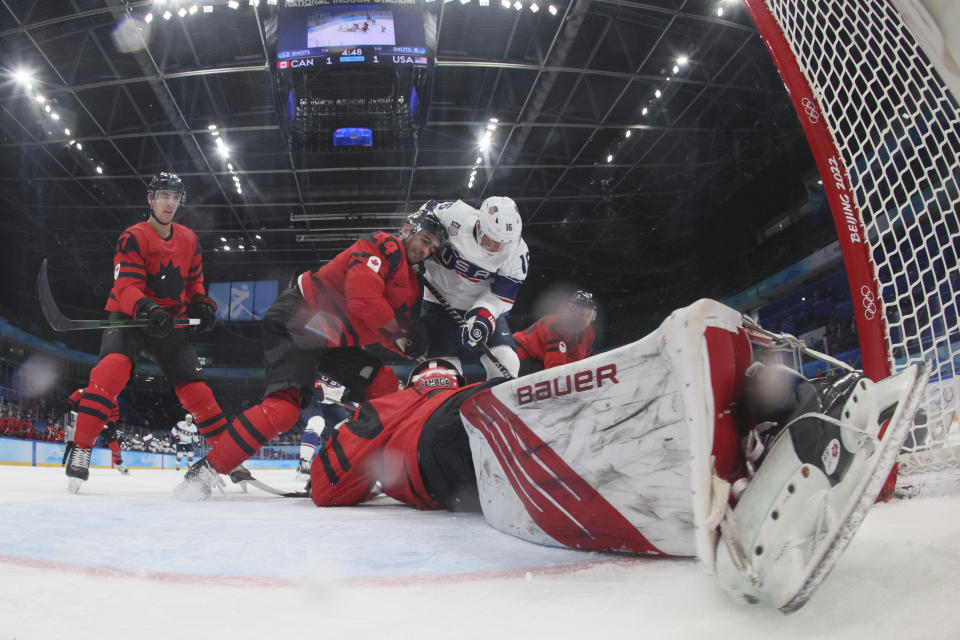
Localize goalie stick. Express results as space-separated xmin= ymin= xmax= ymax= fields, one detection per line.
xmin=38 ymin=259 xmax=199 ymax=332
xmin=414 ymin=266 xmax=514 ymax=379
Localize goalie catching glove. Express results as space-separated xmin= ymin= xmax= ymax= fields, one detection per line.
xmin=186 ymin=294 xmax=217 ymax=334
xmin=460 ymin=307 xmax=495 ymax=347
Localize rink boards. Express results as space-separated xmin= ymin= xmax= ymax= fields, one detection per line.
xmin=0 ymin=437 xmax=295 ymax=469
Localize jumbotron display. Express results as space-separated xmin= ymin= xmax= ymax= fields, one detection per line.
xmin=277 ymin=0 xmax=429 ymax=68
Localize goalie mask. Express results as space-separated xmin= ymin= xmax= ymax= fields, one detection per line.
xmin=474 ymin=196 xmax=521 ymax=254
xmin=406 ymin=358 xmax=465 ymax=392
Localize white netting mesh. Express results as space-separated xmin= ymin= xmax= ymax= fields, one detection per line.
xmin=763 ymin=0 xmax=960 ymax=471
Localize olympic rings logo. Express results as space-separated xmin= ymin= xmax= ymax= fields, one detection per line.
xmin=801 ymin=97 xmax=820 ymax=124
xmin=861 ymin=285 xmax=877 ymax=320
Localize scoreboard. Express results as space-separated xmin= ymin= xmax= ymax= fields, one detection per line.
xmin=277 ymin=0 xmax=432 ymax=68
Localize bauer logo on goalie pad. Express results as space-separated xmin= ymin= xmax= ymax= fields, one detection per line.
xmin=516 ymin=363 xmax=619 ymax=405
xmin=366 ymin=255 xmax=382 ymax=273
xmin=821 ymin=438 xmax=841 ymax=475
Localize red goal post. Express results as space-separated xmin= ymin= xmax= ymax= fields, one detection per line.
xmin=743 ymin=0 xmax=960 ymax=483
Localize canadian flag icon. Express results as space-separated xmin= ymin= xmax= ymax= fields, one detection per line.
xmin=278 ymin=60 xmax=289 ymax=69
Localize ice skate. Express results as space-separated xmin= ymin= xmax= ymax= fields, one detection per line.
xmin=295 ymin=458 xmax=310 ymax=480
xmin=716 ymin=363 xmax=927 ymax=613
xmin=228 ymin=465 xmax=252 ymax=493
xmin=173 ymin=457 xmax=223 ymax=501
xmin=65 ymin=446 xmax=92 ymax=494
xmin=115 ymin=463 xmax=130 ymax=476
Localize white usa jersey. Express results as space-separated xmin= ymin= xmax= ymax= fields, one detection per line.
xmin=421 ymin=200 xmax=530 ymax=318
xmin=314 ymin=376 xmax=345 ymax=404
xmin=171 ymin=421 xmax=198 ymax=445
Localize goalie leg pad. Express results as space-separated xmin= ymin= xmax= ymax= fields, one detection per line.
xmin=716 ymin=364 xmax=927 ymax=612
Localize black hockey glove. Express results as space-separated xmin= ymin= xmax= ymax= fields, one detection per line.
xmin=403 ymin=322 xmax=429 ymax=360
xmin=134 ymin=298 xmax=174 ymax=339
xmin=186 ymin=294 xmax=217 ymax=334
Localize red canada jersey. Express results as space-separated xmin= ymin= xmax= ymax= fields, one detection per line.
xmin=105 ymin=221 xmax=206 ymax=317
xmin=311 ymin=383 xmax=482 ymax=510
xmin=297 ymin=232 xmax=420 ymax=348
xmin=513 ymin=314 xmax=596 ymax=369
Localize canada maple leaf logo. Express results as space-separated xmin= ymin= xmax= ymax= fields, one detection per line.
xmin=147 ymin=260 xmax=185 ymax=300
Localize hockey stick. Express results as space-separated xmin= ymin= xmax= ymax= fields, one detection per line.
xmin=417 ymin=271 xmax=514 ymax=379
xmin=38 ymin=259 xmax=199 ymax=331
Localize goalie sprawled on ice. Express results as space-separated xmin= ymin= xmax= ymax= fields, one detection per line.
xmin=309 ymin=299 xmax=926 ymax=613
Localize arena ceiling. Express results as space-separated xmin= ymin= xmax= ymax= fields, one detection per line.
xmin=0 ymin=0 xmax=820 ymax=349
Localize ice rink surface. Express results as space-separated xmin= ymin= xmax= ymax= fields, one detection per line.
xmin=1 ymin=465 xmax=959 ymax=640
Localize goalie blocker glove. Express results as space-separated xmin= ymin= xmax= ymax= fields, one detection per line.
xmin=134 ymin=298 xmax=174 ymax=339
xmin=460 ymin=307 xmax=495 ymax=347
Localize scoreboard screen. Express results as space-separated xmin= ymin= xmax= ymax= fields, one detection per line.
xmin=277 ymin=0 xmax=430 ymax=68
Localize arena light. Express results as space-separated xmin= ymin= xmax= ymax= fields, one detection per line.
xmin=460 ymin=0 xmax=470 ymax=4
xmin=606 ymin=154 xmax=613 ymax=163
xmin=267 ymin=0 xmax=278 ymax=4
xmin=654 ymin=88 xmax=662 ymax=98
xmin=13 ymin=69 xmax=34 ymax=88
xmin=35 ymin=94 xmax=45 ymax=104
xmin=227 ymin=0 xmax=239 ymax=9
xmin=162 ymin=10 xmax=172 ymax=19
xmin=50 ymin=112 xmax=60 ymax=121
xmin=251 ymin=0 xmax=260 ymax=6
xmin=625 ymin=130 xmax=631 ymax=138
xmin=501 ymin=0 xmax=510 ymax=6
xmin=716 ymin=6 xmax=723 ymax=16
xmin=672 ymin=65 xmax=679 ymax=74
xmin=95 ymin=165 xmax=103 ymax=174
xmin=641 ymin=107 xmax=648 ymax=116
xmin=479 ymin=0 xmax=489 ymax=5
xmin=64 ymin=128 xmax=70 ymax=135
xmin=255 ymin=234 xmax=262 ymax=240
xmin=548 ymin=4 xmax=557 ymax=14
xmin=189 ymin=5 xmax=198 ymax=15
xmin=203 ymin=5 xmax=214 ymax=12
xmin=513 ymin=1 xmax=522 ymax=10
xmin=177 ymin=7 xmax=187 ymax=17
xmin=144 ymin=12 xmax=153 ymax=22
xmin=224 ymin=245 xmax=231 ymax=251
xmin=220 ymin=236 xmax=227 ymax=242
xmin=529 ymin=2 xmax=539 ymax=12
xmin=76 ymin=142 xmax=83 ymax=150
xmin=677 ymin=54 xmax=689 ymax=66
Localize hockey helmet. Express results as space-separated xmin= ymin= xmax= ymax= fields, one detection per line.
xmin=148 ymin=171 xmax=186 ymax=203
xmin=184 ymin=413 xmax=194 ymax=421
xmin=570 ymin=289 xmax=597 ymax=310
xmin=406 ymin=358 xmax=465 ymax=392
xmin=474 ymin=196 xmax=521 ymax=252
xmin=404 ymin=207 xmax=448 ymax=246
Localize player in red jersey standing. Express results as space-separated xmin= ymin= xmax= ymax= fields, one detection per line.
xmin=64 ymin=172 xmax=227 ymax=493
xmin=175 ymin=210 xmax=447 ymax=500
xmin=512 ymin=289 xmax=598 ymax=376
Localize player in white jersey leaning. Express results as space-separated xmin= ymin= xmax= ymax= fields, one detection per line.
xmin=171 ymin=413 xmax=200 ymax=471
xmin=418 ymin=198 xmax=528 ymax=380
xmin=296 ymin=375 xmax=352 ymax=479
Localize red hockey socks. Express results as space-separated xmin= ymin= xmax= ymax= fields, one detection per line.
xmin=207 ymin=389 xmax=301 ymax=474
xmin=174 ymin=381 xmax=228 ymax=447
xmin=364 ymin=366 xmax=399 ymax=400
xmin=75 ymin=354 xmax=132 ymax=449
xmin=107 ymin=439 xmax=122 ymax=464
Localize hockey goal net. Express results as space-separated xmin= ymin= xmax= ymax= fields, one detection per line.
xmin=743 ymin=1 xmax=960 ymax=478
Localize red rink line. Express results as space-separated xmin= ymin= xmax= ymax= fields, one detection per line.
xmin=0 ymin=552 xmax=650 ymax=589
